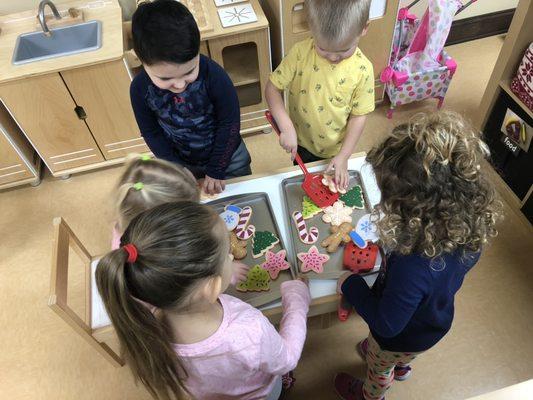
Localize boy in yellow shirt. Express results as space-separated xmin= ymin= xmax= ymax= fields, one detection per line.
xmin=266 ymin=0 xmax=374 ymax=189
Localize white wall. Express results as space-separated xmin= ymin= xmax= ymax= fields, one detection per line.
xmin=0 ymin=0 xmax=136 ymax=17
xmin=400 ymin=0 xmax=518 ymax=21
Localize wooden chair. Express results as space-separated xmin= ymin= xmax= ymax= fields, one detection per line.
xmin=48 ymin=217 xmax=123 ymax=367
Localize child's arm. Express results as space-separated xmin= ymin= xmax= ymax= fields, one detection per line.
xmin=265 ymin=45 xmax=300 ymax=159
xmin=256 ymin=279 xmax=311 ymax=375
xmin=205 ymin=60 xmax=242 ymax=194
xmin=265 ymin=81 xmax=298 ymax=159
xmin=326 ymin=114 xmax=367 ymax=189
xmin=340 ymin=262 xmax=429 ymax=338
xmin=130 ymin=73 xmax=175 ymax=161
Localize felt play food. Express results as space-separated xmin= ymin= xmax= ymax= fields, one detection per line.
xmin=261 ymin=249 xmax=290 ymax=279
xmin=292 ymin=211 xmax=319 ymax=244
xmin=322 ymin=201 xmax=353 ymax=226
xmin=339 ymin=185 xmax=365 ymax=209
xmin=355 ymin=213 xmax=379 ymax=243
xmin=252 ymin=230 xmax=280 ymax=258
xmin=297 ymin=245 xmax=330 ymax=274
xmin=321 ymin=174 xmax=347 ymax=194
xmin=235 ymin=206 xmax=256 ymax=240
xmin=236 ymin=265 xmax=271 ymax=292
xmin=302 ymin=195 xmax=322 ymax=219
xmin=229 ymin=231 xmax=247 ymax=260
xmin=321 ymin=222 xmax=353 ymax=253
xmin=343 ymin=242 xmax=379 ymax=273
xmin=220 ymin=205 xmax=241 ymax=231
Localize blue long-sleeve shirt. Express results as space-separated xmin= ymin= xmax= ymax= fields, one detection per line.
xmin=130 ymin=55 xmax=241 ymax=179
xmin=342 ymin=250 xmax=480 ymax=352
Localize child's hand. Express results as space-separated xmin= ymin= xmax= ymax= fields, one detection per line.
xmin=230 ymin=261 xmax=250 ymax=286
xmin=296 ymin=274 xmax=309 ymax=286
xmin=326 ymin=154 xmax=349 ymax=190
xmin=337 ymin=271 xmax=354 ymax=294
xmin=279 ymin=124 xmax=298 ymax=160
xmin=203 ymin=175 xmax=225 ymax=195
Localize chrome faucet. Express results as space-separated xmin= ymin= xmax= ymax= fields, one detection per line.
xmin=38 ymin=0 xmax=62 ymax=37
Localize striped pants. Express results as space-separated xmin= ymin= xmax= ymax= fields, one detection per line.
xmin=363 ymin=335 xmax=423 ymax=400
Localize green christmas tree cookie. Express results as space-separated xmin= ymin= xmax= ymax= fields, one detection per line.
xmin=340 ymin=185 xmax=365 ymax=209
xmin=236 ymin=265 xmax=271 ymax=292
xmin=252 ymin=231 xmax=280 ymax=258
xmin=302 ymin=196 xmax=322 ymax=219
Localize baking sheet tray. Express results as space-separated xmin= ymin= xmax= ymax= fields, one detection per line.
xmin=207 ymin=192 xmax=295 ymax=307
xmin=282 ymin=170 xmax=376 ymax=280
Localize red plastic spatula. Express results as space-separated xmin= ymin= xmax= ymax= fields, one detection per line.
xmin=265 ymin=111 xmax=339 ymax=208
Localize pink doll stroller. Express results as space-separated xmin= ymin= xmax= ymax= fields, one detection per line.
xmin=381 ymin=0 xmax=478 ymax=118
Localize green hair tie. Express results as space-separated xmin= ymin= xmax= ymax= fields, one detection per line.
xmin=133 ymin=182 xmax=144 ymax=191
xmin=140 ymin=155 xmax=151 ymax=161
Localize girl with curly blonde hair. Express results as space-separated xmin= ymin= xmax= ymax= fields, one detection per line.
xmin=335 ymin=111 xmax=501 ymax=400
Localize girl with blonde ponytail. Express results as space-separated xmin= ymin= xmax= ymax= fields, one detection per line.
xmin=96 ymin=202 xmax=310 ymax=400
xmin=334 ymin=111 xmax=501 ymax=400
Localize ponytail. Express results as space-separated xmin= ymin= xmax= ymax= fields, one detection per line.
xmin=96 ymin=248 xmax=185 ymax=400
xmin=96 ymin=201 xmax=224 ymax=399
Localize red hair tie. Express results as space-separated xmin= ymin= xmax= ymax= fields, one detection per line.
xmin=123 ymin=243 xmax=138 ymax=263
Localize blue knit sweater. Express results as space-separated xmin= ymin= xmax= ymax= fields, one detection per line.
xmin=342 ymin=250 xmax=480 ymax=352
xmin=130 ymin=55 xmax=241 ymax=179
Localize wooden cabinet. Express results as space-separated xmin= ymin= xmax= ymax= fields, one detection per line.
xmin=259 ymin=0 xmax=400 ymax=102
xmin=0 ymin=59 xmax=147 ymax=176
xmin=61 ymin=60 xmax=149 ymax=159
xmin=0 ymin=73 xmax=105 ymax=174
xmin=207 ymin=28 xmax=272 ymax=133
xmin=0 ymin=102 xmax=40 ymax=189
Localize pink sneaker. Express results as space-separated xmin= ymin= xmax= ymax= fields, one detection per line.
xmin=334 ymin=373 xmax=365 ymax=400
xmin=356 ymin=339 xmax=412 ymax=381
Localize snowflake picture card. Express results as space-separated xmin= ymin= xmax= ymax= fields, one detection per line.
xmin=217 ymin=3 xmax=258 ymax=28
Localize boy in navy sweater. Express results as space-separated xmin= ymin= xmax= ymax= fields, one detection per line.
xmin=130 ymin=0 xmax=251 ymax=195
xmin=335 ymin=112 xmax=501 ymax=400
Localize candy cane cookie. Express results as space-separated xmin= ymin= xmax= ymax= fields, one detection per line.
xmin=235 ymin=206 xmax=256 ymax=240
xmin=292 ymin=211 xmax=319 ymax=244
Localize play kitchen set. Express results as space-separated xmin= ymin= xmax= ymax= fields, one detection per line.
xmin=49 ymin=152 xmax=382 ymax=366
xmin=0 ymin=0 xmax=272 ymax=190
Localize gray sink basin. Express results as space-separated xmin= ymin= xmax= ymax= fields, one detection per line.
xmin=12 ymin=20 xmax=102 ymax=65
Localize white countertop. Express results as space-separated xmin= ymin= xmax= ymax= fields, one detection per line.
xmin=91 ymin=155 xmax=382 ymax=328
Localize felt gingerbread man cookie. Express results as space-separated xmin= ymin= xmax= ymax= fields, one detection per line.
xmin=321 ymin=222 xmax=353 ymax=253
xmin=261 ymin=249 xmax=290 ymax=279
xmin=229 ymin=231 xmax=247 ymax=260
xmin=321 ymin=174 xmax=347 ymax=194
xmin=297 ymin=245 xmax=330 ymax=274
xmin=236 ymin=265 xmax=271 ymax=292
xmin=322 ymin=201 xmax=353 ymax=226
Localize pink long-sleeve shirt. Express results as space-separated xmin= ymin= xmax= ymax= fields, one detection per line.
xmin=173 ymin=280 xmax=311 ymax=399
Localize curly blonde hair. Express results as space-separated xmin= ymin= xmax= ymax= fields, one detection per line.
xmin=367 ymin=111 xmax=501 ymax=258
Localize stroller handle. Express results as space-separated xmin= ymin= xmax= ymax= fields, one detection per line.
xmin=405 ymin=0 xmax=477 ymax=16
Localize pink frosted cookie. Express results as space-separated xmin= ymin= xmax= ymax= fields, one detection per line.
xmin=261 ymin=249 xmax=290 ymax=279
xmin=322 ymin=201 xmax=353 ymax=226
xmin=292 ymin=211 xmax=319 ymax=244
xmin=297 ymin=245 xmax=330 ymax=274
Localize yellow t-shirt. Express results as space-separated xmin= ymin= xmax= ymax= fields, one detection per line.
xmin=270 ymin=37 xmax=375 ymax=158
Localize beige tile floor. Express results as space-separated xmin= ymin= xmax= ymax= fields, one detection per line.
xmin=1 ymin=35 xmax=532 ymax=400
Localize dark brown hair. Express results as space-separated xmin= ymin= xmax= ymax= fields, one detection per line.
xmin=96 ymin=202 xmax=226 ymax=399
xmin=367 ymin=111 xmax=501 ymax=258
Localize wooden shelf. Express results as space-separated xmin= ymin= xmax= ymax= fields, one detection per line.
xmin=222 ymin=42 xmax=261 ymax=87
xmin=499 ymin=80 xmax=533 ymax=120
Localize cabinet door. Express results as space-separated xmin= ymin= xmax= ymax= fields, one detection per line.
xmin=0 ymin=132 xmax=34 ymax=186
xmin=0 ymin=74 xmax=104 ymax=173
xmin=60 ymin=60 xmax=149 ymax=160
